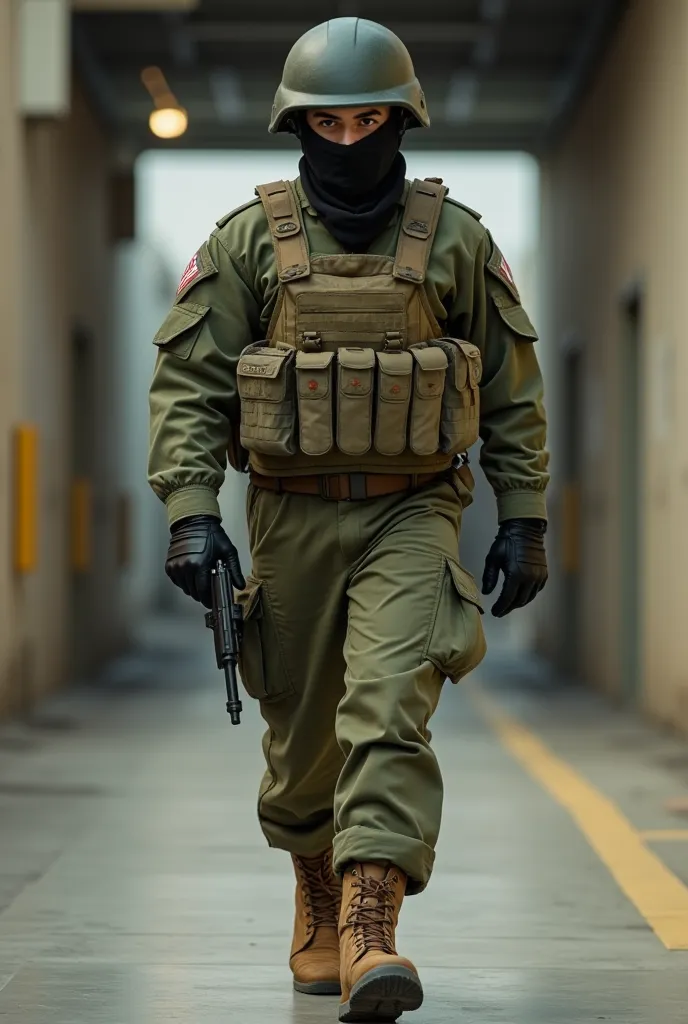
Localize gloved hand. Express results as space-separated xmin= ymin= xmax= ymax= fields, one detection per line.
xmin=165 ymin=515 xmax=245 ymax=609
xmin=482 ymin=518 xmax=548 ymax=618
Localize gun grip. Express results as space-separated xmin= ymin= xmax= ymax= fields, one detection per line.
xmin=204 ymin=612 xmax=215 ymax=630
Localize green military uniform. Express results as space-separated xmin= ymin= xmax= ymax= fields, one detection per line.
xmin=149 ymin=175 xmax=548 ymax=892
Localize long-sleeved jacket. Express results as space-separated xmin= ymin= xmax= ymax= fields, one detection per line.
xmin=149 ymin=177 xmax=549 ymax=525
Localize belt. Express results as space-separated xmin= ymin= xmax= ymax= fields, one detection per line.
xmin=249 ymin=471 xmax=439 ymax=501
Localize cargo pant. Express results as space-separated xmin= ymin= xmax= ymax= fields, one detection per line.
xmin=236 ymin=470 xmax=486 ymax=894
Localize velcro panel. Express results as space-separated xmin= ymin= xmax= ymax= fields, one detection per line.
xmin=237 ymin=349 xmax=289 ymax=380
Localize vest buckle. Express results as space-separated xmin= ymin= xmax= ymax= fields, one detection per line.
xmin=301 ymin=332 xmax=322 ymax=352
xmin=279 ymin=263 xmax=309 ymax=281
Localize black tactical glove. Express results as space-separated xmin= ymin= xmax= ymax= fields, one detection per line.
xmin=482 ymin=518 xmax=548 ymax=618
xmin=165 ymin=515 xmax=245 ymax=609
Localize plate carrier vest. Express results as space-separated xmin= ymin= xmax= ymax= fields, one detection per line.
xmin=235 ymin=178 xmax=482 ymax=477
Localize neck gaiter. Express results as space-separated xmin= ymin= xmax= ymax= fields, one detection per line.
xmin=298 ymin=114 xmax=406 ymax=252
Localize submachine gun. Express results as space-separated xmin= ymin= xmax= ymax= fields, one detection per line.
xmin=205 ymin=560 xmax=243 ymax=725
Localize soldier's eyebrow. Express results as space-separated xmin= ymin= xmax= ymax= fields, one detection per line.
xmin=311 ymin=109 xmax=383 ymax=120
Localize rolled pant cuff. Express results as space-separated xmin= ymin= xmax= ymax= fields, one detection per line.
xmin=260 ymin=820 xmax=336 ymax=859
xmin=332 ymin=825 xmax=435 ymax=895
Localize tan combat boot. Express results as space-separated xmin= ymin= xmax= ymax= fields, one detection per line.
xmin=290 ymin=849 xmax=342 ymax=995
xmin=338 ymin=862 xmax=423 ymax=1022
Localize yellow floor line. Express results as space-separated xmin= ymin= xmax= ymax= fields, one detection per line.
xmin=471 ymin=687 xmax=688 ymax=951
xmin=641 ymin=830 xmax=688 ymax=842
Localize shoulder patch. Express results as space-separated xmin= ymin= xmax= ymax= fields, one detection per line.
xmin=444 ymin=196 xmax=482 ymax=222
xmin=216 ymin=196 xmax=262 ymax=229
xmin=486 ymin=231 xmax=520 ymax=303
xmin=175 ymin=240 xmax=217 ymax=302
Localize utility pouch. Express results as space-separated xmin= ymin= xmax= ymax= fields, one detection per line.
xmin=237 ymin=342 xmax=297 ymax=456
xmin=374 ymin=349 xmax=413 ymax=456
xmin=409 ymin=346 xmax=448 ymax=455
xmin=336 ymin=347 xmax=376 ymax=456
xmin=433 ymin=338 xmax=482 ymax=454
xmin=295 ymin=350 xmax=334 ymax=456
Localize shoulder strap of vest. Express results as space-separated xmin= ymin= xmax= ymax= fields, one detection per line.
xmin=255 ymin=180 xmax=310 ymax=282
xmin=393 ymin=178 xmax=448 ymax=284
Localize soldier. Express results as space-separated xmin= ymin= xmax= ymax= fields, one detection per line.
xmin=149 ymin=17 xmax=549 ymax=1023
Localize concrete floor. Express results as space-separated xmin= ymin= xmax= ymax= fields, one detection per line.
xmin=1 ymin=612 xmax=688 ymax=1023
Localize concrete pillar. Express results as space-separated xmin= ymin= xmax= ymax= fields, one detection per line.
xmin=0 ymin=1 xmax=25 ymax=715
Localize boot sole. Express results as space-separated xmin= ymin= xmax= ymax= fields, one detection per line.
xmin=339 ymin=965 xmax=424 ymax=1022
xmin=293 ymin=979 xmax=341 ymax=996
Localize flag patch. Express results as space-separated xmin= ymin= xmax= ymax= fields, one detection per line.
xmin=177 ymin=253 xmax=201 ymax=295
xmin=499 ymin=255 xmax=515 ymax=288
xmin=486 ymin=232 xmax=521 ymax=303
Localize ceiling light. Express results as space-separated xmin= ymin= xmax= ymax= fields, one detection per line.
xmin=141 ymin=65 xmax=188 ymax=139
xmin=149 ymin=106 xmax=188 ymax=139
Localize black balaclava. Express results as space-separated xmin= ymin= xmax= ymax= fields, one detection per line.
xmin=298 ymin=110 xmax=406 ymax=252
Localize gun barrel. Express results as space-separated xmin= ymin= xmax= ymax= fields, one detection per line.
xmin=210 ymin=560 xmax=243 ymax=725
xmin=224 ymin=663 xmax=243 ymax=725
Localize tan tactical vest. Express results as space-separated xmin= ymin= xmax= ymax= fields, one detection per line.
xmin=236 ymin=178 xmax=482 ymax=478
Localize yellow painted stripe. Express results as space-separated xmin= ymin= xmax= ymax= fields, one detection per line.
xmin=472 ymin=688 xmax=688 ymax=950
xmin=14 ymin=425 xmax=38 ymax=574
xmin=641 ymin=830 xmax=688 ymax=842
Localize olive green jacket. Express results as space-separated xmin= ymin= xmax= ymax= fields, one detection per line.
xmin=149 ymin=178 xmax=549 ymax=525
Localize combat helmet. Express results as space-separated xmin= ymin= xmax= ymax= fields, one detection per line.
xmin=269 ymin=17 xmax=430 ymax=133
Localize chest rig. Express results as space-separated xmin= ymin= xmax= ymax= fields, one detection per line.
xmin=236 ymin=178 xmax=482 ymax=478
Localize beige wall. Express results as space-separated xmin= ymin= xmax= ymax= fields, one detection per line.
xmin=21 ymin=85 xmax=123 ymax=698
xmin=0 ymin=6 xmax=125 ymax=715
xmin=540 ymin=0 xmax=688 ymax=730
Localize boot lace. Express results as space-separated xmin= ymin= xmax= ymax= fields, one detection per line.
xmin=294 ymin=851 xmax=340 ymax=929
xmin=346 ymin=873 xmax=398 ymax=955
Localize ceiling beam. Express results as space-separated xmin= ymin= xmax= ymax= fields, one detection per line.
xmin=187 ymin=21 xmax=490 ymax=46
xmin=72 ymin=0 xmax=198 ymax=9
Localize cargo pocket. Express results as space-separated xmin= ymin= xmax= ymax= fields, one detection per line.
xmin=433 ymin=338 xmax=482 ymax=455
xmin=235 ymin=576 xmax=295 ymax=703
xmin=337 ymin=348 xmax=375 ymax=456
xmin=153 ymin=301 xmax=209 ymax=360
xmin=374 ymin=349 xmax=413 ymax=456
xmin=237 ymin=342 xmax=297 ymax=456
xmin=425 ymin=559 xmax=486 ymax=684
xmin=409 ymin=346 xmax=448 ymax=455
xmin=296 ymin=350 xmax=334 ymax=456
